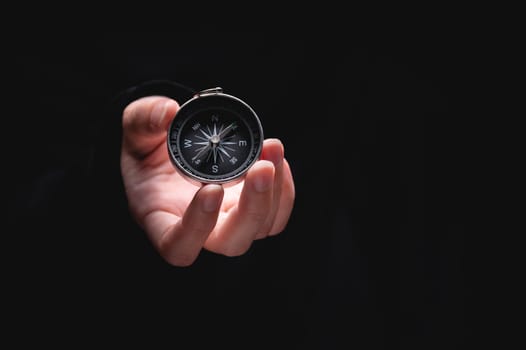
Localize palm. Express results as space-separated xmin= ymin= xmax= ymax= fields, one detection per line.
xmin=122 ymin=143 xmax=242 ymax=221
xmin=120 ymin=96 xmax=294 ymax=266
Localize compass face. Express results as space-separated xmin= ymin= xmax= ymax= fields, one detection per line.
xmin=167 ymin=92 xmax=263 ymax=185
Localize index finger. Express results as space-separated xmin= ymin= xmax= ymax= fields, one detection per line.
xmin=143 ymin=184 xmax=224 ymax=267
xmin=122 ymin=96 xmax=180 ymax=157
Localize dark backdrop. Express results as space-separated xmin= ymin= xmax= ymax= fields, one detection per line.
xmin=5 ymin=32 xmax=467 ymax=349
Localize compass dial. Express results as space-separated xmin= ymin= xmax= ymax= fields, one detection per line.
xmin=167 ymin=89 xmax=263 ymax=185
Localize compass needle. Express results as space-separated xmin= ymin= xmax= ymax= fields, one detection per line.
xmin=213 ymin=145 xmax=218 ymax=164
xmin=192 ymin=144 xmax=210 ymax=161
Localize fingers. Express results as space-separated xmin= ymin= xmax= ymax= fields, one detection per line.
xmin=134 ymin=136 xmax=295 ymax=264
xmin=122 ymin=96 xmax=179 ymax=158
xmin=256 ymin=139 xmax=295 ymax=237
xmin=205 ymin=160 xmax=275 ymax=256
xmin=268 ymin=158 xmax=295 ymax=235
xmin=256 ymin=138 xmax=285 ymax=239
xmin=203 ymin=138 xmax=295 ymax=256
xmin=149 ymin=184 xmax=224 ymax=267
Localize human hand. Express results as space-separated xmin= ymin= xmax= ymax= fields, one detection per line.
xmin=120 ymin=96 xmax=295 ymax=266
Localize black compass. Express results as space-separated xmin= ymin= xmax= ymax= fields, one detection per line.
xmin=167 ymin=87 xmax=264 ymax=185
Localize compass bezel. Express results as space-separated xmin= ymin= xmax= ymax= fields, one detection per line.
xmin=167 ymin=90 xmax=264 ymax=186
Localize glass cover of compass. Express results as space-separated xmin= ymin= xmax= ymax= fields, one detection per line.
xmin=167 ymin=88 xmax=264 ymax=185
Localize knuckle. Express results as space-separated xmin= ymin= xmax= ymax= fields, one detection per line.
xmin=222 ymin=244 xmax=251 ymax=257
xmin=164 ymin=253 xmax=196 ymax=267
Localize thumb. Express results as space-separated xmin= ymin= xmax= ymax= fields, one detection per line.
xmin=122 ymin=96 xmax=180 ymax=156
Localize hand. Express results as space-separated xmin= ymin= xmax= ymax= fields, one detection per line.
xmin=120 ymin=96 xmax=295 ymax=266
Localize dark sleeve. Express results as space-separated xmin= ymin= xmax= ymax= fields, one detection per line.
xmin=8 ymin=79 xmax=196 ymax=270
xmin=5 ymin=78 xmax=207 ymax=337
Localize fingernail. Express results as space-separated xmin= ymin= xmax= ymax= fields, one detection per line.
xmin=202 ymin=185 xmax=223 ymax=212
xmin=151 ymin=100 xmax=171 ymax=129
xmin=270 ymin=147 xmax=283 ymax=167
xmin=254 ymin=163 xmax=274 ymax=193
xmin=266 ymin=139 xmax=284 ymax=166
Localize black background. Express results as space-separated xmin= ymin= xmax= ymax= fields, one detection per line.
xmin=5 ymin=32 xmax=468 ymax=348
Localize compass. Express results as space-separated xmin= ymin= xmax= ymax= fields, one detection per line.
xmin=167 ymin=87 xmax=264 ymax=186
